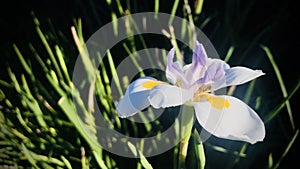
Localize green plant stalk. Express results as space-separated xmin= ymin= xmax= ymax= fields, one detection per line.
xmin=199 ymin=17 xmax=212 ymax=30
xmin=123 ymin=43 xmax=145 ymax=77
xmin=264 ymin=80 xmax=300 ymax=123
xmin=178 ymin=106 xmax=195 ymax=169
xmin=127 ymin=13 xmax=155 ymax=67
xmin=29 ymin=43 xmax=49 ymax=72
xmin=71 ymin=26 xmax=96 ymax=83
xmin=58 ymin=96 xmax=108 ymax=169
xmin=111 ymin=12 xmax=118 ymax=36
xmin=193 ymin=130 xmax=206 ymax=169
xmin=107 ymin=49 xmax=123 ymax=96
xmin=98 ymin=53 xmax=112 ymax=97
xmin=243 ymin=80 xmax=256 ymax=104
xmin=13 ymin=44 xmax=33 ymax=75
xmin=55 ymin=45 xmax=71 ymax=84
xmin=169 ymin=0 xmax=180 ymax=25
xmin=195 ymin=0 xmax=204 ymax=14
xmin=169 ymin=26 xmax=182 ymax=61
xmin=127 ymin=142 xmax=153 ymax=169
xmin=154 ymin=0 xmax=159 ymax=19
xmin=115 ymin=0 xmax=124 ymax=15
xmin=261 ymin=45 xmax=295 ymax=129
xmin=205 ymin=143 xmax=246 ymax=157
xmin=21 ymin=143 xmax=40 ymax=169
xmin=34 ymin=18 xmax=63 ymax=80
xmin=16 ymin=108 xmax=33 ymax=133
xmin=224 ymin=46 xmax=235 ymax=63
xmin=273 ymin=129 xmax=299 ymax=169
xmin=183 ymin=0 xmax=197 ymax=45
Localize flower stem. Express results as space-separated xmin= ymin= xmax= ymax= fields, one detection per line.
xmin=178 ymin=131 xmax=192 ymax=169
xmin=178 ymin=105 xmax=194 ymax=169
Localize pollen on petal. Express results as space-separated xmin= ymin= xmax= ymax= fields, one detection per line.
xmin=199 ymin=93 xmax=230 ymax=110
xmin=142 ymin=80 xmax=166 ymax=89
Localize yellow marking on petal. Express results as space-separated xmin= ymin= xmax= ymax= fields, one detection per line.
xmin=142 ymin=80 xmax=166 ymax=89
xmin=198 ymin=93 xmax=230 ymax=110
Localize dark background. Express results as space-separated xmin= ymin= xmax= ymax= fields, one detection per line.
xmin=1 ymin=0 xmax=298 ymax=87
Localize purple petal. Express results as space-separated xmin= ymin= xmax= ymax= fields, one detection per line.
xmin=195 ymin=59 xmax=228 ymax=86
xmin=166 ymin=48 xmax=188 ymax=87
xmin=184 ymin=42 xmax=208 ymax=85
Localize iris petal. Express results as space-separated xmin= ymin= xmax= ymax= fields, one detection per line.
xmin=116 ymin=77 xmax=164 ymax=117
xmin=194 ymin=58 xmax=229 ymax=87
xmin=212 ymin=66 xmax=265 ymax=91
xmin=148 ymin=84 xmax=194 ymax=108
xmin=193 ymin=95 xmax=265 ymax=144
xmin=166 ymin=48 xmax=189 ymax=87
xmin=184 ymin=42 xmax=208 ymax=85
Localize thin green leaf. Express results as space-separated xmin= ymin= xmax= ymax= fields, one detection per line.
xmin=111 ymin=12 xmax=118 ymax=36
xmin=58 ymin=96 xmax=107 ymax=169
xmin=127 ymin=142 xmax=153 ymax=169
xmin=263 ymin=78 xmax=300 ymax=124
xmin=13 ymin=44 xmax=32 ymax=75
xmin=224 ymin=46 xmax=235 ymax=63
xmin=55 ymin=45 xmax=71 ymax=84
xmin=21 ymin=143 xmax=39 ymax=169
xmin=195 ymin=0 xmax=204 ymax=14
xmin=154 ymin=0 xmax=159 ymax=19
xmin=261 ymin=45 xmax=295 ymax=129
xmin=107 ymin=49 xmax=123 ymax=96
xmin=273 ymin=130 xmax=299 ymax=169
xmin=193 ymin=130 xmax=206 ymax=169
xmin=34 ymin=15 xmax=63 ymax=80
xmin=168 ymin=0 xmax=180 ymax=25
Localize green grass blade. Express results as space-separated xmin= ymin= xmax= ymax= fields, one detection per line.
xmin=224 ymin=46 xmax=235 ymax=63
xmin=13 ymin=44 xmax=33 ymax=75
xmin=29 ymin=43 xmax=49 ymax=72
xmin=112 ymin=12 xmax=118 ymax=36
xmin=127 ymin=14 xmax=155 ymax=67
xmin=115 ymin=0 xmax=124 ymax=15
xmin=71 ymin=26 xmax=96 ymax=83
xmin=195 ymin=0 xmax=204 ymax=15
xmin=243 ymin=79 xmax=256 ymax=104
xmin=16 ymin=108 xmax=33 ymax=133
xmin=92 ymin=150 xmax=108 ymax=169
xmin=127 ymin=142 xmax=153 ymax=169
xmin=168 ymin=0 xmax=180 ymax=25
xmin=23 ymin=97 xmax=48 ymax=129
xmin=261 ymin=45 xmax=296 ymax=128
xmin=107 ymin=49 xmax=123 ymax=96
xmin=21 ymin=143 xmax=40 ymax=169
xmin=264 ymin=80 xmax=300 ymax=123
xmin=154 ymin=0 xmax=159 ymax=19
xmin=58 ymin=96 xmax=108 ymax=169
xmin=122 ymin=43 xmax=145 ymax=76
xmin=273 ymin=129 xmax=299 ymax=169
xmin=33 ymin=15 xmax=63 ymax=80
xmin=55 ymin=45 xmax=71 ymax=84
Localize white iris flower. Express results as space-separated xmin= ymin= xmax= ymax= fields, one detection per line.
xmin=116 ymin=42 xmax=265 ymax=144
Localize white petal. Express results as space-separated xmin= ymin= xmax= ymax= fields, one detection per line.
xmin=148 ymin=84 xmax=194 ymax=108
xmin=212 ymin=66 xmax=265 ymax=91
xmin=193 ymin=94 xmax=265 ymax=144
xmin=116 ymin=77 xmax=164 ymax=117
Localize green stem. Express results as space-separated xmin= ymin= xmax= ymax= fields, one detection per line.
xmin=178 ymin=105 xmax=194 ymax=169
xmin=178 ymin=131 xmax=191 ymax=169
